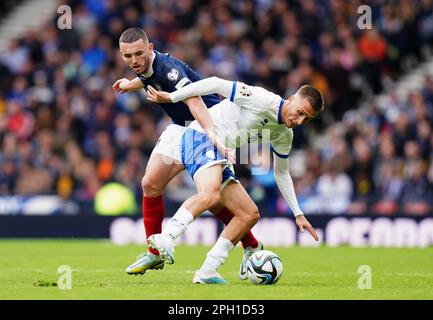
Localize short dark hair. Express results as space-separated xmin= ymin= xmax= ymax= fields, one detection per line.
xmin=298 ymin=85 xmax=325 ymax=114
xmin=119 ymin=28 xmax=148 ymax=45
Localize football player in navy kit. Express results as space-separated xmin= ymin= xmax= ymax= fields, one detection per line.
xmin=112 ymin=28 xmax=262 ymax=277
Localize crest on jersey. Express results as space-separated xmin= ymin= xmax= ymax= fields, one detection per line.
xmin=240 ymin=85 xmax=252 ymax=97
xmin=167 ymin=68 xmax=179 ymax=81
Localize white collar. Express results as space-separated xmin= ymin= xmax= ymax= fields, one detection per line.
xmin=140 ymin=51 xmax=156 ymax=78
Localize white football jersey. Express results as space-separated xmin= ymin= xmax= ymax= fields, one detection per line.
xmin=189 ymin=81 xmax=293 ymax=157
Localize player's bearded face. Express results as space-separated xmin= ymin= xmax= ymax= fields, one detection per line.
xmin=284 ymin=95 xmax=316 ymax=128
xmin=119 ymin=39 xmax=153 ymax=74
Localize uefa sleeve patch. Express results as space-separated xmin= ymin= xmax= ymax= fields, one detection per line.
xmin=240 ymin=84 xmax=252 ymax=97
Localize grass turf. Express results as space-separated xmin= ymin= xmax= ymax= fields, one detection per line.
xmin=0 ymin=239 xmax=432 ymax=300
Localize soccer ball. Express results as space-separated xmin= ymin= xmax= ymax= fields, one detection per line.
xmin=246 ymin=250 xmax=283 ymax=285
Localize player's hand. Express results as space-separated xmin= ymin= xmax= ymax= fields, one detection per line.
xmin=208 ymin=132 xmax=236 ymax=164
xmin=225 ymin=147 xmax=236 ymax=164
xmin=219 ymin=145 xmax=236 ymax=164
xmin=295 ymin=214 xmax=319 ymax=241
xmin=146 ymin=85 xmax=172 ymax=103
xmin=112 ymin=78 xmax=130 ymax=94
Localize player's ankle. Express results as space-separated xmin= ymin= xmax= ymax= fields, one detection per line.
xmin=198 ymin=262 xmax=217 ymax=275
xmin=148 ymin=246 xmax=160 ymax=255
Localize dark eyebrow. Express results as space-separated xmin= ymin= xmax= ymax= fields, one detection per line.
xmin=299 ymin=105 xmax=315 ymax=119
xmin=124 ymin=50 xmax=143 ymax=56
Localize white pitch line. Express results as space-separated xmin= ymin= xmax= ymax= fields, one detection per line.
xmin=383 ymin=272 xmax=433 ymax=277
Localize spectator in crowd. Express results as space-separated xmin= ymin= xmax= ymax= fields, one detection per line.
xmin=316 ymin=158 xmax=353 ymax=215
xmin=400 ymin=159 xmax=432 ymax=215
xmin=372 ymin=161 xmax=403 ymax=215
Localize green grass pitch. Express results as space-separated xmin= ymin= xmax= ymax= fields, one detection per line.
xmin=0 ymin=239 xmax=432 ymax=300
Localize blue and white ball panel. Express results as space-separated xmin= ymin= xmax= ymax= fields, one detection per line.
xmin=181 ymin=128 xmax=234 ymax=184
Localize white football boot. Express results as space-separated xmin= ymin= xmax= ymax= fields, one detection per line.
xmin=125 ymin=252 xmax=164 ymax=275
xmin=239 ymin=241 xmax=263 ymax=280
xmin=147 ymin=234 xmax=175 ymax=264
xmin=193 ymin=270 xmax=228 ymax=284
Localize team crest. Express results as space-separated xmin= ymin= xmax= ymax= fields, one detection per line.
xmin=167 ymin=68 xmax=179 ymax=81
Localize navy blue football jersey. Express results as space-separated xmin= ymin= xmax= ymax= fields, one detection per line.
xmin=137 ymin=51 xmax=221 ymax=126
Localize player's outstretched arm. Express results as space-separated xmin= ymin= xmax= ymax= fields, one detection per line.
xmin=112 ymin=77 xmax=143 ymax=93
xmin=273 ymin=155 xmax=319 ymax=241
xmin=170 ymin=76 xmax=233 ymax=102
xmin=146 ymin=76 xmax=233 ymax=104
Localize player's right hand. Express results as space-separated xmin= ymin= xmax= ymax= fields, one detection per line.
xmin=222 ymin=146 xmax=236 ymax=164
xmin=112 ymin=78 xmax=130 ymax=94
xmin=210 ymin=134 xmax=236 ymax=164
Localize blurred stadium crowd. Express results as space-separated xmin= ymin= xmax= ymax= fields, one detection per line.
xmin=1 ymin=0 xmax=433 ymax=216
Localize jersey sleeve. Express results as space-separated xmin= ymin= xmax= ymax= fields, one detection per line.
xmin=229 ymin=81 xmax=278 ymax=111
xmin=270 ymin=129 xmax=293 ymax=158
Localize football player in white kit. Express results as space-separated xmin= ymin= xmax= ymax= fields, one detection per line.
xmin=145 ymin=76 xmax=324 ymax=284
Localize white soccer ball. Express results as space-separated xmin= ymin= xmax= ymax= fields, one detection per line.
xmin=246 ymin=250 xmax=283 ymax=285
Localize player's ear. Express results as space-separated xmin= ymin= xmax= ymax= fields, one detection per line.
xmin=119 ymin=43 xmax=126 ymax=57
xmin=148 ymin=42 xmax=154 ymax=52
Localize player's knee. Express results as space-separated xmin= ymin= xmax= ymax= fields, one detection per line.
xmin=141 ymin=175 xmax=162 ymax=197
xmin=198 ymin=189 xmax=221 ymax=209
xmin=239 ymin=205 xmax=260 ymax=227
xmin=206 ymin=192 xmax=221 ymax=209
xmin=250 ymin=207 xmax=260 ymax=225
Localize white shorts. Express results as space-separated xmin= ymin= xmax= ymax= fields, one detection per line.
xmin=152 ymin=124 xmax=186 ymax=163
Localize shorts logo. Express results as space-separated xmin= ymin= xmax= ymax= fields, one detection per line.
xmin=167 ymin=69 xmax=179 ymax=81
xmin=206 ymin=150 xmax=215 ymax=159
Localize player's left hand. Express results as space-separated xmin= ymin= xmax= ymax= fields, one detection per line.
xmin=146 ymin=85 xmax=172 ymax=103
xmin=295 ymin=214 xmax=319 ymax=241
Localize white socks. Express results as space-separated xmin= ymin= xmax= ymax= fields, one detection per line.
xmin=199 ymin=236 xmax=234 ymax=274
xmin=163 ymin=207 xmax=194 ymax=240
xmin=163 ymin=209 xmax=235 ymax=275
